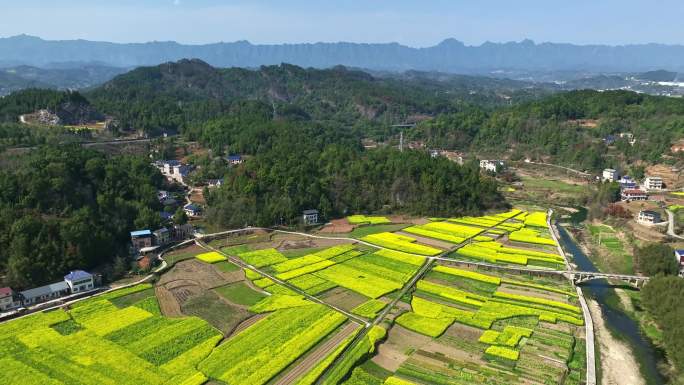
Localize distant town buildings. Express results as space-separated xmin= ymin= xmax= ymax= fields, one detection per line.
xmin=602 ymin=168 xmax=619 ymax=182
xmin=642 ymin=176 xmax=663 ymax=191
xmin=479 ymin=160 xmax=505 ymax=173
xmin=303 ymin=209 xmax=319 ymax=225
xmin=637 ymin=210 xmax=661 ymax=225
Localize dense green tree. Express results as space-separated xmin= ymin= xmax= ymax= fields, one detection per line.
xmin=634 ymin=243 xmax=678 ymax=276
xmin=174 ymin=207 xmax=188 ymax=225
xmin=0 ymin=145 xmax=163 ymax=289
xmin=642 ymin=276 xmax=684 ymax=381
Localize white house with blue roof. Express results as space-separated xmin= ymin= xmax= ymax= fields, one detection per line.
xmin=64 ymin=270 xmax=94 ymax=293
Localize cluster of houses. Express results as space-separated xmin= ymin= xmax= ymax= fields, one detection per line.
xmin=601 ymin=169 xmax=663 ymax=202
xmin=0 ymin=270 xmax=96 ymax=312
xmin=154 ymin=160 xmax=193 ymax=185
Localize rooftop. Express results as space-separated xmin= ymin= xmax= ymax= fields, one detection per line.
xmin=184 ymin=203 xmax=201 ymax=211
xmin=20 ymin=281 xmax=69 ymax=299
xmin=623 ymin=189 xmax=647 ymax=194
xmin=303 ymin=209 xmax=319 ymax=215
xmin=64 ymin=270 xmax=92 ymax=282
xmin=0 ymin=287 xmax=13 ymax=298
xmin=130 ymin=229 xmax=152 ymax=237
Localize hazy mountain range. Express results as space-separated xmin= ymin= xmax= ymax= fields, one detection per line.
xmin=3 ymin=35 xmax=684 ymax=74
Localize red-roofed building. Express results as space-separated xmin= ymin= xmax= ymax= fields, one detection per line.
xmin=0 ymin=287 xmax=20 ymax=311
xmin=621 ymin=189 xmax=648 ymax=202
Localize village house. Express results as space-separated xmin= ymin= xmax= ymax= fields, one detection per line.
xmin=0 ymin=287 xmax=20 ymax=311
xmin=64 ymin=270 xmax=94 ymax=293
xmin=130 ymin=229 xmax=153 ymax=251
xmin=303 ymin=209 xmax=319 ymax=225
xmin=643 ymin=176 xmax=663 ymax=191
xmin=675 ymin=250 xmax=684 ymax=277
xmin=153 ymin=228 xmax=170 ymax=245
xmin=621 ymin=189 xmax=649 ymax=201
xmin=479 ymin=159 xmax=505 ymax=173
xmin=226 ymin=155 xmax=244 ymax=166
xmin=602 ymin=168 xmax=619 ymax=182
xmin=19 ymin=281 xmax=70 ymax=306
xmin=207 ymin=179 xmax=223 ymax=188
xmin=637 ymin=210 xmax=661 ymax=225
xmin=619 ymin=132 xmax=636 ymax=146
xmin=155 ymin=160 xmax=192 ymax=185
xmin=619 ymin=175 xmax=638 ymax=190
xmin=173 ymin=223 xmax=195 ymax=240
xmin=184 ymin=203 xmax=202 ymax=218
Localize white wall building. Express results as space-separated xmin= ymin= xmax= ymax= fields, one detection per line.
xmin=479 ymin=160 xmax=504 ymax=173
xmin=643 ymin=176 xmax=663 ymax=191
xmin=602 ymin=168 xmax=619 ymax=182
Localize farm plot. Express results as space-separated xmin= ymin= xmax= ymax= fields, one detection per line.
xmin=199 ymin=304 xmax=346 ymax=385
xmin=361 ymin=232 xmax=442 ymax=256
xmin=0 ymin=285 xmax=222 ymax=385
xmin=378 ymin=263 xmax=585 ymax=385
xmin=348 ymin=215 xmax=391 ymax=225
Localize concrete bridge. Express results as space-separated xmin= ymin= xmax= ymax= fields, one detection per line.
xmin=435 ymin=257 xmax=649 ymax=289
xmin=566 ymin=271 xmax=650 ymax=288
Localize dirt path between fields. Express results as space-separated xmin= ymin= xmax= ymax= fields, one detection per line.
xmin=588 ymin=299 xmax=645 ymax=385
xmin=274 ymin=322 xmax=359 ymax=385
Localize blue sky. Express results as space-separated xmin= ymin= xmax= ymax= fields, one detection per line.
xmin=2 ymin=0 xmax=683 ymax=46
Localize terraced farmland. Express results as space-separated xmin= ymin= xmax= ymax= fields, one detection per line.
xmin=1 ymin=209 xmax=586 ymax=385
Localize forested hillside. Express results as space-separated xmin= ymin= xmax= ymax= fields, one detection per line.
xmin=0 ymin=146 xmax=163 ymax=289
xmin=415 ymin=90 xmax=684 ymax=171
xmin=86 ymin=59 xmax=541 ymax=135
xmin=201 ymin=111 xmax=504 ymax=228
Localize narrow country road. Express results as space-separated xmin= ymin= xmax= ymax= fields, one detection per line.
xmin=666 ymin=210 xmax=684 ymax=240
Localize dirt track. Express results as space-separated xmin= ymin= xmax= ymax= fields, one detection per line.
xmin=273 ymin=322 xmax=359 ymax=385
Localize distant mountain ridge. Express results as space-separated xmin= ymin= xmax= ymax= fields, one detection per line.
xmin=4 ymin=35 xmax=684 ymax=73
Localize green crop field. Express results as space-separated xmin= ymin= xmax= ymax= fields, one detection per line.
xmin=4 ymin=209 xmax=585 ymax=385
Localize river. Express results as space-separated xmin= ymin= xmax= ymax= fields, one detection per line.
xmin=556 ymin=224 xmax=666 ymax=385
